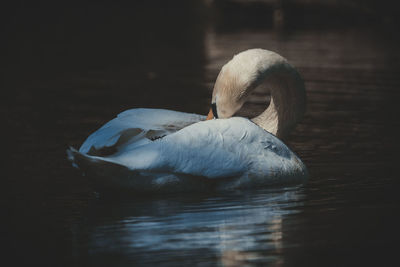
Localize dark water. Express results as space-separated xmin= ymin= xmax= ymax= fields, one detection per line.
xmin=2 ymin=1 xmax=400 ymax=266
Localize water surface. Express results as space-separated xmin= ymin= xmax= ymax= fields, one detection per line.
xmin=2 ymin=1 xmax=400 ymax=266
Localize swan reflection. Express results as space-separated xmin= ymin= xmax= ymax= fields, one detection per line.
xmin=85 ymin=187 xmax=304 ymax=266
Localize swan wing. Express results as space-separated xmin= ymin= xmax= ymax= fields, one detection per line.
xmin=79 ymin=108 xmax=205 ymax=156
xmin=101 ymin=117 xmax=287 ymax=179
xmin=73 ymin=118 xmax=248 ymax=179
xmin=68 ymin=117 xmax=306 ymax=191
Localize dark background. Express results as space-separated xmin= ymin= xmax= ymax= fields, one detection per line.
xmin=2 ymin=0 xmax=400 ymax=266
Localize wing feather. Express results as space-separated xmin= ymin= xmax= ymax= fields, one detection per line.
xmin=79 ymin=108 xmax=205 ymax=155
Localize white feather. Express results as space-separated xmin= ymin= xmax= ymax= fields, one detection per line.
xmin=67 ymin=49 xmax=308 ymax=192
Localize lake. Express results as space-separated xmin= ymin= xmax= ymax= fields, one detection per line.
xmin=2 ymin=1 xmax=400 ymax=266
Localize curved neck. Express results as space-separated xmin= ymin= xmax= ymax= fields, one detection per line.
xmin=212 ymin=49 xmax=306 ymax=139
xmin=249 ymin=63 xmax=306 ymax=139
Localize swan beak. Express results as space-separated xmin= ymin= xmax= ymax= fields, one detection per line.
xmin=206 ymin=109 xmax=214 ymax=120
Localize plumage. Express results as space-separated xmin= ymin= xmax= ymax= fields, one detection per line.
xmin=78 ymin=108 xmax=204 ymax=156
xmin=67 ymin=49 xmax=308 ymax=193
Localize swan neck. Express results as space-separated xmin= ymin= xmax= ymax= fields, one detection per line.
xmin=250 ymin=68 xmax=306 ymax=138
xmin=251 ymin=98 xmax=278 ymax=135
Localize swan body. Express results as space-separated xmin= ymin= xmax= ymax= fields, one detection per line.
xmin=68 ymin=49 xmax=308 ymax=192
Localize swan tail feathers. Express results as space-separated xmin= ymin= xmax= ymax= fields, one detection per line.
xmin=67 ymin=146 xmax=115 ymax=175
xmin=66 ymin=147 xmax=145 ymax=192
xmin=66 ymin=147 xmax=215 ymax=194
xmin=66 ymin=146 xmax=81 ymax=168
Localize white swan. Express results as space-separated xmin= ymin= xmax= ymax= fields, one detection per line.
xmin=67 ymin=49 xmax=307 ymax=192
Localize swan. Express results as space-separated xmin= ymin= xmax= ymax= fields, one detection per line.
xmin=67 ymin=49 xmax=308 ymax=192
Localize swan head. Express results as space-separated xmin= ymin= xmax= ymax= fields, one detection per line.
xmin=206 ymin=59 xmax=252 ymax=120
xmin=205 ymin=48 xmax=306 ymax=139
xmin=207 ymin=49 xmax=273 ymax=120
